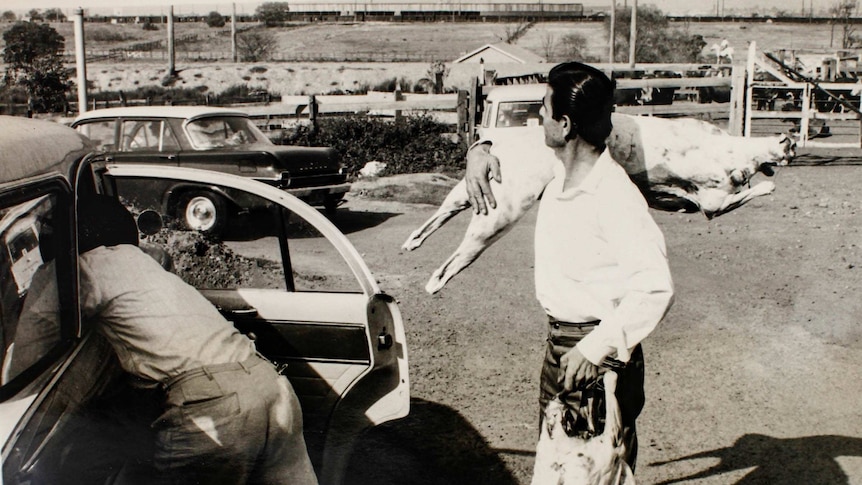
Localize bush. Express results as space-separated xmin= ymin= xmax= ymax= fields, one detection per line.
xmin=278 ymin=114 xmax=465 ymax=177
xmin=371 ymin=76 xmax=412 ymax=93
xmin=142 ymin=22 xmax=158 ymax=31
xmin=206 ymin=11 xmax=226 ymax=28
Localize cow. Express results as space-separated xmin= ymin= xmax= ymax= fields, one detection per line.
xmin=531 ymin=371 xmax=634 ymax=485
xmin=402 ymin=113 xmax=795 ymax=294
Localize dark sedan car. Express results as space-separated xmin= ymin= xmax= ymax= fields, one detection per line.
xmin=71 ymin=106 xmax=350 ymax=234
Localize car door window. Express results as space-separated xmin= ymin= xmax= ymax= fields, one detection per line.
xmin=121 ymin=120 xmax=179 ymax=152
xmin=0 ymin=195 xmax=65 ymax=386
xmin=120 ymin=189 xmax=361 ymax=293
xmin=74 ymin=121 xmax=115 ymax=152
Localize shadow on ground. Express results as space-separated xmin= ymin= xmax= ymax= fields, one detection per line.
xmin=344 ymin=398 xmax=520 ymax=485
xmin=790 ymin=153 xmax=862 ymax=166
xmin=218 ymin=207 xmax=402 ymax=241
xmin=650 ymin=434 xmax=862 ymax=484
xmin=330 ymin=208 xmax=402 ymax=235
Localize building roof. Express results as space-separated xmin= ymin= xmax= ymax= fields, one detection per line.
xmin=453 ymin=43 xmax=546 ymax=64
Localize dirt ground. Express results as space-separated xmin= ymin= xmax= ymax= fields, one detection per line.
xmin=305 ymin=148 xmax=862 ymax=484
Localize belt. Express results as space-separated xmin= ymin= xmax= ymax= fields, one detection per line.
xmin=160 ymin=353 xmax=266 ymax=392
xmin=548 ymin=316 xmax=600 ymax=329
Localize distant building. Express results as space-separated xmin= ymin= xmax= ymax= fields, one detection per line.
xmin=454 ymin=43 xmax=546 ymax=64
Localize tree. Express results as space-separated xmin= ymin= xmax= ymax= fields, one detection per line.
xmin=604 ymin=5 xmax=706 ymax=63
xmin=1 ymin=11 xmax=16 ymax=22
xmin=237 ymin=30 xmax=277 ymax=61
xmin=559 ymin=33 xmax=591 ymax=62
xmin=206 ymin=11 xmax=226 ymax=28
xmin=27 ymin=9 xmax=43 ymax=22
xmin=541 ymin=33 xmax=557 ymax=61
xmin=43 ymin=8 xmax=66 ymax=22
xmin=831 ymin=0 xmax=860 ymax=48
xmin=255 ymin=2 xmax=290 ymax=27
xmin=3 ymin=22 xmax=72 ymax=113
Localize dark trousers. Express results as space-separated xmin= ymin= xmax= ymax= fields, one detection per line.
xmin=539 ymin=320 xmax=645 ymax=469
xmin=153 ymin=355 xmax=317 ymax=485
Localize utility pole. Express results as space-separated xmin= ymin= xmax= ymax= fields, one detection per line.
xmin=167 ymin=5 xmax=176 ymax=77
xmin=231 ymin=3 xmax=238 ymax=62
xmin=629 ymin=0 xmax=637 ymax=67
xmin=73 ymin=7 xmax=87 ymax=114
xmin=609 ymin=0 xmax=615 ymax=63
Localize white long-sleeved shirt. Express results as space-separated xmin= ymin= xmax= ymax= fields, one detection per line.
xmin=534 ymin=149 xmax=674 ymax=365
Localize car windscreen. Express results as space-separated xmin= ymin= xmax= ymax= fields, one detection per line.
xmin=495 ymin=101 xmax=543 ymax=128
xmin=185 ymin=117 xmax=267 ymax=149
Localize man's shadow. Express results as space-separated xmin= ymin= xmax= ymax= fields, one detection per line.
xmin=343 ymin=398 xmax=521 ymax=485
xmin=650 ymin=433 xmax=862 ymax=484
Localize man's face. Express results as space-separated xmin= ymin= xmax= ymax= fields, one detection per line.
xmin=541 ymin=86 xmax=566 ymax=148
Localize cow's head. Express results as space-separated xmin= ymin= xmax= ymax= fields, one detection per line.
xmin=761 ymin=133 xmax=796 ymax=176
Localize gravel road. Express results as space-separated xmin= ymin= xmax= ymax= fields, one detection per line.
xmin=247 ymin=155 xmax=862 ymax=484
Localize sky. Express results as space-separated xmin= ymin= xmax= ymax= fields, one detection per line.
xmin=0 ymin=0 xmax=842 ymax=17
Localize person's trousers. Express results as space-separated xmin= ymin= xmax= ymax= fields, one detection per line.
xmin=153 ymin=354 xmax=318 ymax=485
xmin=539 ymin=319 xmax=645 ymax=469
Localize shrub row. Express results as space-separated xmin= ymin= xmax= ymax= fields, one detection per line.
xmin=276 ymin=114 xmax=466 ymax=177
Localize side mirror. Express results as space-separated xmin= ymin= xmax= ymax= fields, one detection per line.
xmin=136 ymin=210 xmax=163 ymax=236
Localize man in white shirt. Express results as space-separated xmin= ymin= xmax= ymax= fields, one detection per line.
xmin=466 ymin=62 xmax=674 ymax=469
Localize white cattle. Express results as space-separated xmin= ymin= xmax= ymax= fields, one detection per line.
xmin=402 ymin=113 xmax=795 ymax=294
xmin=531 ymin=371 xmax=634 ymax=485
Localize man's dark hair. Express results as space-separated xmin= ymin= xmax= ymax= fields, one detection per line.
xmin=547 ymin=62 xmax=615 ymax=149
xmin=77 ymin=195 xmax=139 ymax=254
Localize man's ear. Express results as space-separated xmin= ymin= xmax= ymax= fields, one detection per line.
xmin=561 ymin=115 xmax=574 ymax=139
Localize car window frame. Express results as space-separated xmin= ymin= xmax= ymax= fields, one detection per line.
xmin=101 ymin=163 xmax=380 ymax=296
xmin=0 ymin=175 xmax=78 ymax=403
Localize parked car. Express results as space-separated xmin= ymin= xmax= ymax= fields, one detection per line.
xmin=0 ymin=116 xmax=408 ymax=485
xmin=70 ymin=106 xmax=351 ymax=234
xmin=477 ymin=83 xmax=546 ymax=142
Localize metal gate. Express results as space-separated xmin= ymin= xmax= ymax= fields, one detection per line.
xmin=744 ymin=42 xmax=862 ymax=148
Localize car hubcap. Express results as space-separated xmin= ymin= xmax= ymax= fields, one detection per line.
xmin=185 ymin=196 xmax=217 ymax=231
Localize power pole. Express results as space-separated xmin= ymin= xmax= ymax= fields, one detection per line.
xmin=73 ymin=7 xmax=87 ymax=114
xmin=629 ymin=0 xmax=637 ymax=67
xmin=168 ymin=5 xmax=176 ymax=77
xmin=609 ymin=0 xmax=615 ymax=63
xmin=231 ymin=3 xmax=238 ymax=62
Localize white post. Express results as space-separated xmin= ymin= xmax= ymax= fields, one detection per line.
xmin=628 ymin=0 xmax=637 ymax=67
xmin=744 ymin=41 xmax=757 ymax=138
xmin=800 ymin=83 xmax=811 ymax=147
xmin=231 ymin=3 xmax=238 ymax=62
xmin=73 ymin=7 xmax=88 ymax=114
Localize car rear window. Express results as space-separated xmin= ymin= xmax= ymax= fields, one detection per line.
xmin=186 ymin=117 xmax=263 ymax=149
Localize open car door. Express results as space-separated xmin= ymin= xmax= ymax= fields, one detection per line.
xmin=99 ymin=163 xmax=409 ymax=485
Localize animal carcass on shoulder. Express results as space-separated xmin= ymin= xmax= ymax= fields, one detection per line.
xmin=606 ymin=114 xmax=795 ymax=219
xmin=402 ymin=113 xmax=794 ymax=294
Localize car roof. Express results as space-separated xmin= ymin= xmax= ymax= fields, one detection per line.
xmin=0 ymin=116 xmax=94 ymax=186
xmin=72 ymin=106 xmax=249 ymax=124
xmin=485 ymin=83 xmax=547 ymax=102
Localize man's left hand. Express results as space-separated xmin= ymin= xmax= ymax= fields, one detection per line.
xmin=559 ymin=347 xmax=600 ymax=391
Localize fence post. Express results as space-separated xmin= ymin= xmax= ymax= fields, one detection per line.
xmin=456 ymin=89 xmax=468 ymax=145
xmin=728 ymin=64 xmax=746 ymax=136
xmin=394 ymin=83 xmax=404 ymax=123
xmin=468 ymin=76 xmax=480 ymax=144
xmin=744 ymin=42 xmax=757 ymax=137
xmin=800 ymin=83 xmax=811 ymax=147
xmin=308 ymin=95 xmax=318 ymax=134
